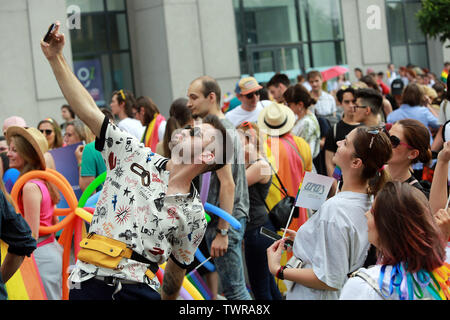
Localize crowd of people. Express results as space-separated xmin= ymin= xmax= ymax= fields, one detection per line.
xmin=0 ymin=22 xmax=449 ymax=301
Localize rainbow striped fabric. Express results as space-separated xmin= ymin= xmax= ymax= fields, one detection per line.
xmin=1 ymin=240 xmax=47 ymax=300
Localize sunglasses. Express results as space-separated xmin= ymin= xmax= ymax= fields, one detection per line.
xmin=389 ymin=135 xmax=413 ymax=149
xmin=39 ymin=129 xmax=54 ymax=136
xmin=183 ymin=125 xmax=202 ymax=137
xmin=244 ymin=92 xmax=259 ymax=99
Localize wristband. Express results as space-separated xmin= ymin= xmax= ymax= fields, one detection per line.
xmin=276 ymin=266 xmax=286 ymax=280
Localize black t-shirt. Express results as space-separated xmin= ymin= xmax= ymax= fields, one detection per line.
xmin=405 ymin=175 xmax=430 ymax=199
xmin=324 ymin=120 xmax=361 ymax=153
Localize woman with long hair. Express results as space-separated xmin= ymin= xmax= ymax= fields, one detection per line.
xmin=6 ymin=126 xmax=62 ymax=300
xmin=340 ymin=181 xmax=449 ymax=300
xmin=37 ymin=118 xmax=63 ymax=150
xmin=236 ymin=121 xmax=282 ymax=300
xmin=283 ymin=84 xmax=321 ymax=159
xmin=155 ymin=98 xmax=193 ymax=158
xmin=386 ymin=119 xmax=432 ymax=197
xmin=267 ymin=126 xmax=392 ymax=299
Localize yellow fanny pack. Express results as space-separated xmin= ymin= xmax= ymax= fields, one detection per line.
xmin=78 ymin=233 xmax=134 ymax=269
xmin=77 ymin=233 xmax=158 ymax=280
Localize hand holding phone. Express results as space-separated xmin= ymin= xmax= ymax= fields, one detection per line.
xmin=43 ymin=23 xmax=56 ymax=43
xmin=260 ymin=227 xmax=293 ymax=248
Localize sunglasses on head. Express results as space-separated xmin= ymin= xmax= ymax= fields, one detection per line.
xmin=119 ymin=89 xmax=126 ymax=101
xmin=39 ymin=129 xmax=53 ymax=136
xmin=389 ymin=135 xmax=413 ymax=149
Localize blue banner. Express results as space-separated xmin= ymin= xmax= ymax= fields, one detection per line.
xmin=74 ymin=59 xmax=105 ymax=105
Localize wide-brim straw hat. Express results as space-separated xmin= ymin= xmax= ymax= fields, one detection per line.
xmin=257 ymin=102 xmax=296 ymax=136
xmin=6 ymin=126 xmax=48 ymax=170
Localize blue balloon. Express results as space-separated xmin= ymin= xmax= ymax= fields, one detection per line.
xmin=194 ymin=249 xmax=216 ymax=272
xmin=84 ymin=191 xmax=100 ymax=208
xmin=3 ymin=168 xmax=20 ymax=193
xmin=204 ymin=202 xmax=241 ymax=230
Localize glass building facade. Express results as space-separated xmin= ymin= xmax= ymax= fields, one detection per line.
xmin=233 ymin=0 xmax=347 ymax=83
xmin=66 ymin=0 xmax=134 ymax=107
xmin=385 ymin=0 xmax=429 ymax=68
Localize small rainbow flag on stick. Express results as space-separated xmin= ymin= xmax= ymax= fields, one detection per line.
xmin=332 ymin=165 xmax=342 ymax=180
xmin=332 ymin=165 xmax=342 ymax=196
xmin=186 ymin=257 xmax=213 ymax=300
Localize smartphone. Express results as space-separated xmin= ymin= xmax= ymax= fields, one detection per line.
xmin=260 ymin=227 xmax=293 ymax=247
xmin=43 ymin=23 xmax=56 ymax=43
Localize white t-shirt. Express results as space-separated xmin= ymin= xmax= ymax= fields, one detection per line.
xmin=438 ymin=99 xmax=450 ymax=125
xmin=225 ymin=102 xmax=265 ymax=127
xmin=118 ymin=117 xmax=145 ymax=140
xmin=286 ymin=191 xmax=372 ymax=300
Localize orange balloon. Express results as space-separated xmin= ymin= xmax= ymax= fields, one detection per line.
xmin=11 ymin=169 xmax=77 ymax=235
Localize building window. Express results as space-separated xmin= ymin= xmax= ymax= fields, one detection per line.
xmin=233 ymin=0 xmax=346 ymax=83
xmin=386 ymin=0 xmax=429 ymax=69
xmin=66 ymin=0 xmax=134 ymax=107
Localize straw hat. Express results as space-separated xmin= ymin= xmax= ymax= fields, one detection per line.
xmin=257 ymin=102 xmax=296 ymax=136
xmin=6 ymin=126 xmax=48 ymax=170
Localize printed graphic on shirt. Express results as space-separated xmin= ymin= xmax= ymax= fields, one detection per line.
xmin=70 ymin=122 xmax=207 ymax=292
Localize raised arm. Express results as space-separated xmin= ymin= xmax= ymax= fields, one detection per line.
xmin=429 ymin=141 xmax=450 ymax=214
xmin=40 ymin=21 xmax=104 ymax=137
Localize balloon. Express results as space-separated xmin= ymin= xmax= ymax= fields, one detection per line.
xmin=200 ymin=172 xmax=211 ymax=205
xmin=78 ymin=171 xmax=106 ymax=208
xmin=194 ymin=249 xmax=216 ymax=272
xmin=204 ymin=202 xmax=241 ymax=230
xmin=3 ymin=168 xmax=20 ymax=193
xmin=84 ymin=191 xmax=100 ymax=208
xmin=11 ymin=169 xmax=77 ymax=235
xmin=74 ymin=208 xmax=93 ymax=224
xmin=10 ymin=169 xmax=82 ymax=300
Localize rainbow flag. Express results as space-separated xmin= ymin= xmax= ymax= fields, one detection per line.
xmin=265 ymin=134 xmax=312 ymax=230
xmin=186 ymin=269 xmax=212 ymax=300
xmin=0 ymin=240 xmax=47 ymax=300
xmin=332 ymin=165 xmax=342 ymax=181
xmin=142 ymin=114 xmax=165 ymax=151
xmin=441 ymin=70 xmax=448 ymax=83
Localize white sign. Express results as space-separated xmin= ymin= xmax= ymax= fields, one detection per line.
xmin=295 ymin=172 xmax=335 ymax=210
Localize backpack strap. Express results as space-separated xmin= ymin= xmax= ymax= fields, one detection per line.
xmin=350 ymin=269 xmax=390 ymax=300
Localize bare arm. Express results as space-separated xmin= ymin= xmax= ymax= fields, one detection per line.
xmin=245 ymin=160 xmax=271 ymax=187
xmin=1 ymin=253 xmax=25 ymax=283
xmin=267 ymin=239 xmax=337 ymax=291
xmin=430 ymin=141 xmax=450 ymax=214
xmin=22 ymin=183 xmax=42 ymax=240
xmin=162 ymin=258 xmax=186 ymax=300
xmin=41 ymin=21 xmax=103 ymax=137
xmin=209 ymin=164 xmax=235 ymax=258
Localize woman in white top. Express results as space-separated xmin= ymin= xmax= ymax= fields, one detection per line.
xmin=284 ymin=84 xmax=321 ymax=159
xmin=266 ymin=126 xmax=392 ymax=299
xmin=340 ymin=181 xmax=450 ymax=300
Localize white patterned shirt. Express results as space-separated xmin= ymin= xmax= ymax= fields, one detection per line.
xmin=69 ymin=118 xmax=207 ymax=292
